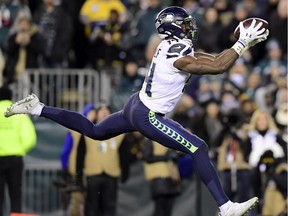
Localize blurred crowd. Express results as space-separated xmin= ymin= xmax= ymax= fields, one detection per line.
xmin=0 ymin=0 xmax=287 ymax=215
xmin=0 ymin=0 xmax=286 ymax=83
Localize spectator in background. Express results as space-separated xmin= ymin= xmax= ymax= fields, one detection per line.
xmin=245 ymin=109 xmax=286 ymax=168
xmin=88 ymin=9 xmax=125 ymax=69
xmin=33 ymin=0 xmax=73 ymax=68
xmin=256 ymin=39 xmax=286 ymax=81
xmin=274 ymin=102 xmax=288 ymax=143
xmin=244 ymin=109 xmax=287 ymax=208
xmin=213 ymin=0 xmax=233 ymax=26
xmin=196 ymin=75 xmax=223 ymax=104
xmin=239 ymin=98 xmax=257 ymax=125
xmin=262 ymin=0 xmax=279 ymax=20
xmin=241 ymin=0 xmax=263 ymax=18
xmin=268 ymin=0 xmax=287 ymax=58
xmin=182 ymin=0 xmax=204 ymax=26
xmin=80 ymin=0 xmax=126 ymax=37
xmin=227 ymin=59 xmax=249 ymax=91
xmin=110 ymin=58 xmax=145 ymax=112
xmin=254 ymin=53 xmax=287 ymax=114
xmin=220 ymin=91 xmax=240 ymax=115
xmin=274 ymin=85 xmax=288 ymax=111
xmin=93 ymin=9 xmax=125 ymax=101
xmin=262 ymin=160 xmax=288 ymax=216
xmin=0 ymin=0 xmax=23 ymax=50
xmin=245 ymin=71 xmax=261 ymax=101
xmin=130 ymin=0 xmax=162 ymax=66
xmin=84 ymin=104 xmax=125 ymax=216
xmin=61 ymin=0 xmax=87 ymax=68
xmin=80 ymin=0 xmax=127 ymax=99
xmin=0 ymin=86 xmax=37 ymax=215
xmin=197 ymin=7 xmax=222 ymax=53
xmin=216 ymin=109 xmax=252 ymax=203
xmin=142 ymin=140 xmax=181 ymax=216
xmin=3 ymin=14 xmax=45 ymax=85
xmin=62 ymin=104 xmax=97 ymax=216
xmin=118 ymin=131 xmax=145 ymax=183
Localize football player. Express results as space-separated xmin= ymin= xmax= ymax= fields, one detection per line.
xmin=5 ymin=6 xmax=268 ymax=216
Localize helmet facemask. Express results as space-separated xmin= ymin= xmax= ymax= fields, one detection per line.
xmin=181 ymin=16 xmax=198 ymax=41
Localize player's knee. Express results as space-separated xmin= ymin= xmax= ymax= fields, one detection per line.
xmin=87 ymin=133 xmax=107 ymax=141
xmin=198 ymin=141 xmax=209 ymax=152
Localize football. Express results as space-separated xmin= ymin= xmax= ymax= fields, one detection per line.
xmin=234 ymin=17 xmax=269 ymax=40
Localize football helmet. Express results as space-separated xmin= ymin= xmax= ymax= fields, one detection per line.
xmin=155 ymin=6 xmax=198 ymax=41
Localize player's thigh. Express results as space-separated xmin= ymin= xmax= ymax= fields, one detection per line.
xmin=137 ymin=112 xmax=206 ymax=155
xmin=93 ymin=111 xmax=136 ymax=140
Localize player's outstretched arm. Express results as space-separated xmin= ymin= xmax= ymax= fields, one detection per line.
xmin=174 ymin=48 xmax=239 ymax=75
xmin=193 ymin=49 xmax=230 ymax=60
xmin=175 ymin=19 xmax=269 ymax=75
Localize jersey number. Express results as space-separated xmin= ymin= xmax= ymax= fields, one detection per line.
xmin=145 ymin=62 xmax=156 ymax=97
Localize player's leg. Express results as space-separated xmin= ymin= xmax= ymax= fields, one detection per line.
xmin=4 ymin=94 xmax=136 ymax=140
xmin=41 ymin=107 xmax=136 ymax=140
xmin=133 ymin=110 xmax=229 ymax=206
xmin=131 ymin=109 xmax=258 ymax=215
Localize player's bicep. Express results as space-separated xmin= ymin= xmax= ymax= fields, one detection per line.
xmin=174 ymin=48 xmax=238 ymax=75
xmin=194 ymin=52 xmax=216 ymax=60
xmin=174 ymin=55 xmax=222 ymax=75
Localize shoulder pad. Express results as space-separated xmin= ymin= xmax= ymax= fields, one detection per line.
xmin=166 ymin=42 xmax=192 ymax=59
xmin=168 ymin=43 xmax=187 ymax=54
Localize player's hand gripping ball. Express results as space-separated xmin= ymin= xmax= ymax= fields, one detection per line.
xmin=234 ymin=18 xmax=269 ymax=40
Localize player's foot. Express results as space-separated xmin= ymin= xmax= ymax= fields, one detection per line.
xmin=4 ymin=93 xmax=44 ymax=117
xmin=219 ymin=197 xmax=258 ymax=216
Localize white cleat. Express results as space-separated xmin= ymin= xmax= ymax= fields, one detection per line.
xmin=4 ymin=93 xmax=44 ymax=117
xmin=219 ymin=197 xmax=259 ymax=216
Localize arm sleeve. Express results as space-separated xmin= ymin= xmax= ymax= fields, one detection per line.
xmin=61 ymin=132 xmax=73 ymax=169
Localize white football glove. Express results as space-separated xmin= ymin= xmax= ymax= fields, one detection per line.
xmin=238 ymin=19 xmax=266 ymax=46
xmin=232 ymin=19 xmax=267 ymax=56
xmin=248 ymin=29 xmax=269 ymax=47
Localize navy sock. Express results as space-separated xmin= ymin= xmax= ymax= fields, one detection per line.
xmin=193 ymin=145 xmax=229 ymax=206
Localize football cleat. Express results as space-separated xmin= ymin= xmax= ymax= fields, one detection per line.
xmin=219 ymin=197 xmax=258 ymax=216
xmin=4 ymin=93 xmax=44 ymax=117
